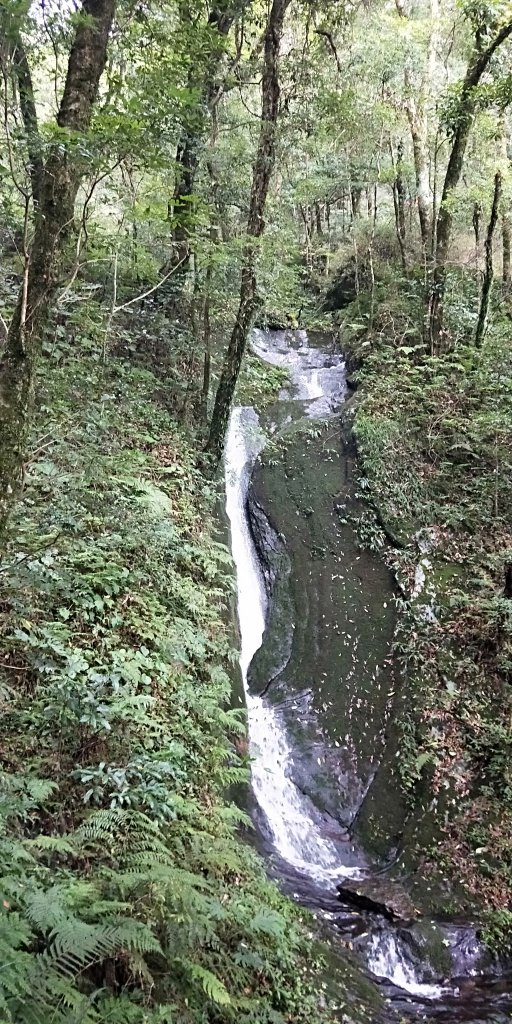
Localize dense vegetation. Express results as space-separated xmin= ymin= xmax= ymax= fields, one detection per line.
xmin=0 ymin=0 xmax=512 ymax=1018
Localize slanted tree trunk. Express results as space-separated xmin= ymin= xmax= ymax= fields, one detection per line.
xmin=206 ymin=0 xmax=291 ymax=462
xmin=0 ymin=0 xmax=116 ymax=539
xmin=428 ymin=17 xmax=512 ymax=353
xmin=475 ymin=172 xmax=502 ymax=348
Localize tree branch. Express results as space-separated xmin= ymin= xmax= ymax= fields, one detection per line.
xmin=314 ymin=29 xmax=342 ymax=73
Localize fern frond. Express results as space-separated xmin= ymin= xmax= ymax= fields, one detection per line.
xmin=250 ymin=910 xmax=286 ymax=938
xmin=44 ymin=921 xmax=124 ymax=976
xmin=186 ymin=963 xmax=232 ymax=1006
xmin=24 ymin=835 xmax=77 ymax=857
xmin=112 ymin=920 xmax=163 ymax=956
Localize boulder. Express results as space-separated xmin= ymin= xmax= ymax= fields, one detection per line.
xmin=337 ymin=877 xmax=419 ymax=922
xmin=322 ymin=258 xmax=372 ymax=312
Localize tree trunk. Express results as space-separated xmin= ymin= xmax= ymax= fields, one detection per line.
xmin=390 ymin=140 xmax=407 ymax=271
xmin=170 ymin=2 xmax=252 ymax=270
xmin=395 ymin=0 xmax=438 ymax=253
xmin=206 ymin=0 xmax=291 ymax=462
xmin=504 ymin=562 xmax=512 ymax=599
xmin=200 ymin=275 xmax=212 ymax=425
xmin=475 ymin=172 xmax=502 ymax=348
xmin=0 ymin=0 xmax=116 ymax=539
xmin=407 ymin=102 xmax=431 ymax=250
xmin=473 ymin=201 xmax=482 ymax=251
xmin=0 ymin=18 xmax=43 ymax=207
xmin=351 ymin=187 xmax=362 ymax=220
xmin=502 ymin=214 xmax=511 ymax=286
xmin=315 ymin=202 xmax=323 ymax=235
xmin=428 ymin=17 xmax=512 ymax=353
xmin=396 ymin=140 xmax=407 ymax=242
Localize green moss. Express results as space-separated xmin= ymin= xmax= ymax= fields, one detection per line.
xmin=235 ymin=352 xmax=290 ymax=409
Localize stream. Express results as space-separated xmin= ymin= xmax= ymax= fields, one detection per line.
xmin=224 ymin=328 xmax=512 ymax=1023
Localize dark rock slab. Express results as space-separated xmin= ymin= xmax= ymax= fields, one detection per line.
xmin=337 ymin=877 xmax=419 ymax=922
xmin=247 ymin=410 xmax=404 ymax=840
xmin=322 ymin=257 xmax=374 ymax=312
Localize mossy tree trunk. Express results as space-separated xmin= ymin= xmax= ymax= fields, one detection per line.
xmin=475 ymin=171 xmax=502 ymax=348
xmin=428 ymin=18 xmax=512 ymax=354
xmin=0 ymin=0 xmax=116 ymax=540
xmin=0 ymin=14 xmax=43 ymax=208
xmin=206 ymin=0 xmax=291 ymax=462
xmin=170 ymin=2 xmax=252 ymax=270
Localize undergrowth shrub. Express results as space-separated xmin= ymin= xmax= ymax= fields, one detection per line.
xmin=343 ymin=278 xmax=512 ymax=933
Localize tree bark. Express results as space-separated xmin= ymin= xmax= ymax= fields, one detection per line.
xmin=0 ymin=18 xmax=43 ymax=207
xmin=395 ymin=0 xmax=439 ymax=253
xmin=503 ymin=214 xmax=511 ymax=286
xmin=315 ymin=202 xmax=323 ymax=235
xmin=396 ymin=139 xmax=407 ymax=242
xmin=390 ymin=139 xmax=407 ymax=271
xmin=206 ymin=0 xmax=291 ymax=462
xmin=428 ymin=17 xmax=512 ymax=353
xmin=0 ymin=0 xmax=116 ymax=539
xmin=475 ymin=172 xmax=502 ymax=348
xmin=504 ymin=562 xmax=512 ymax=599
xmin=350 ymin=187 xmax=362 ymax=220
xmin=473 ymin=201 xmax=482 ymax=251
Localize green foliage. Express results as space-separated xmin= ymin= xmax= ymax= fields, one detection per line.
xmin=482 ymin=909 xmax=512 ymax=956
xmin=0 ymin=332 xmax=336 ymax=1023
xmin=344 ymin=271 xmax=512 ymax=923
xmin=236 ymin=354 xmax=290 ymax=409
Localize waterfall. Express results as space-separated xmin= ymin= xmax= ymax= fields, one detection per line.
xmin=367 ymin=932 xmax=450 ymax=999
xmin=222 ymin=331 xmax=503 ymax=1012
xmin=224 ymin=405 xmax=358 ymax=882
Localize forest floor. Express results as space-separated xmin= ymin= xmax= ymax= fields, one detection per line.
xmin=339 ymin=268 xmax=512 ymax=949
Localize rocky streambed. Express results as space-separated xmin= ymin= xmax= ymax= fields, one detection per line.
xmin=224 ymin=328 xmax=512 ymax=1022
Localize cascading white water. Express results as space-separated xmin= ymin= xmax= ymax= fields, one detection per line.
xmin=367 ymin=933 xmax=450 ymax=999
xmin=225 ymin=405 xmax=358 ymax=882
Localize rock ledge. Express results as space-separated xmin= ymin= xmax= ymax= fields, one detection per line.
xmin=337 ymin=877 xmax=419 ymax=922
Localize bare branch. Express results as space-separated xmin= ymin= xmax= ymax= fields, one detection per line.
xmin=314 ymin=29 xmax=343 ymax=73
xmin=113 ymin=255 xmax=189 ymax=313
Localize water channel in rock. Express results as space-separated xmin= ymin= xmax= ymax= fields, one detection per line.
xmin=224 ymin=328 xmax=512 ymax=1023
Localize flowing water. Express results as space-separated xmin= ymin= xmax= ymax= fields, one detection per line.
xmin=225 ymin=405 xmax=359 ymax=884
xmin=224 ymin=329 xmax=512 ymax=1021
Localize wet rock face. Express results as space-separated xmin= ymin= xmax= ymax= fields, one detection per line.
xmin=338 ymin=878 xmax=418 ymax=922
xmin=247 ymin=415 xmax=405 ymax=845
xmin=322 ymin=258 xmax=373 ymax=312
